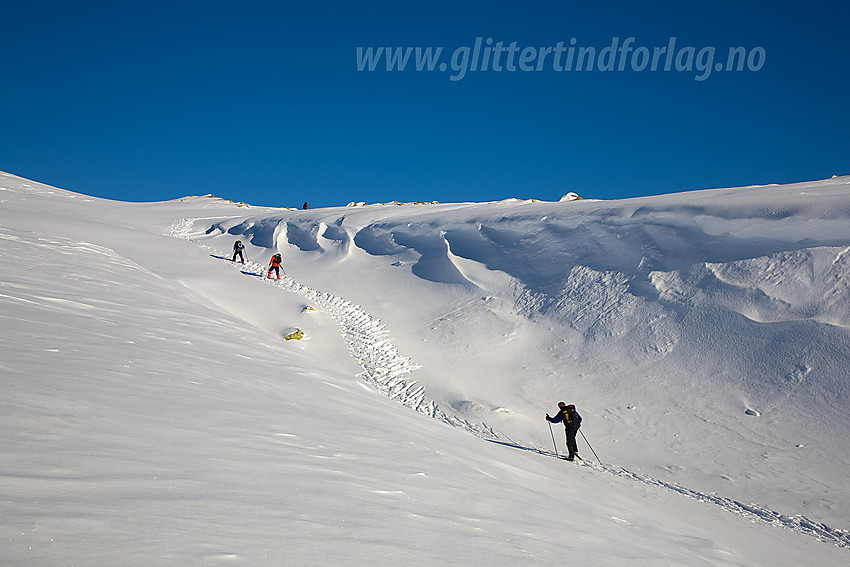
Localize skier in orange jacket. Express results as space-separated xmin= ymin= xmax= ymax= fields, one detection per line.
xmin=267 ymin=254 xmax=283 ymax=279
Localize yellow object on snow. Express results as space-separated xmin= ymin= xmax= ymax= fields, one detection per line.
xmin=284 ymin=328 xmax=304 ymax=341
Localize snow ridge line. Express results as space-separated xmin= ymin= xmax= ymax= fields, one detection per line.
xmin=169 ymin=218 xmax=502 ymax=441
xmin=170 ymin=219 xmax=849 ymax=549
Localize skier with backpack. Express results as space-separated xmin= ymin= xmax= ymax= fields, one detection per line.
xmin=232 ymin=240 xmax=246 ymax=264
xmin=547 ymin=402 xmax=582 ymax=461
xmin=267 ymin=253 xmax=283 ymax=279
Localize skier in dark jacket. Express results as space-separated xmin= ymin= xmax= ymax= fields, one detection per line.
xmin=267 ymin=253 xmax=283 ymax=279
xmin=232 ymin=240 xmax=245 ymax=264
xmin=547 ymin=402 xmax=582 ymax=461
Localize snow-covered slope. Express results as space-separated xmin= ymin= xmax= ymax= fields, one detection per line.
xmin=2 ymin=171 xmax=849 ymax=565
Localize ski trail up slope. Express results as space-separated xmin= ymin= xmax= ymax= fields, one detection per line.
xmin=185 ymin=176 xmax=850 ymax=532
xmin=170 ymin=217 xmax=500 ymax=439
xmin=172 ymin=216 xmax=850 ymax=552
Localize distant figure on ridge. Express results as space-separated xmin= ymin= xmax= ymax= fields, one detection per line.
xmin=302 ymin=202 xmax=310 ymax=210
xmin=546 ymin=402 xmax=582 ymax=461
xmin=267 ymin=253 xmax=283 ymax=279
xmin=232 ymin=240 xmax=245 ymax=264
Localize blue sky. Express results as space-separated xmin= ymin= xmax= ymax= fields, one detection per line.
xmin=2 ymin=1 xmax=848 ymax=208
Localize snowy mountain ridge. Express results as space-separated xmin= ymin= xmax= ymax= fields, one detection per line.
xmin=2 ymin=171 xmax=850 ymax=565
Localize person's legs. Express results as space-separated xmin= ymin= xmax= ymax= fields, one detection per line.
xmin=566 ymin=430 xmax=579 ymax=460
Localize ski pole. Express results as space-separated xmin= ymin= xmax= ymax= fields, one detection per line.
xmin=548 ymin=421 xmax=560 ymax=458
xmin=580 ymin=429 xmax=601 ymax=464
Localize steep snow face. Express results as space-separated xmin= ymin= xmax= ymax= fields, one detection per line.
xmin=183 ymin=177 xmax=850 ymax=528
xmin=2 ymin=171 xmax=850 ymax=565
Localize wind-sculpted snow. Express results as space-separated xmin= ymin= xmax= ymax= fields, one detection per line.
xmin=172 ymin=218 xmax=502 ymax=440
xmin=234 ymin=198 xmax=850 ymax=329
xmin=706 ymin=246 xmax=850 ymax=326
xmin=172 ymin=213 xmax=850 ymax=551
xmin=353 ymin=225 xmax=406 ymax=255
xmin=207 ymin=195 xmax=850 ymax=366
xmin=182 ymin=177 xmax=850 ymax=538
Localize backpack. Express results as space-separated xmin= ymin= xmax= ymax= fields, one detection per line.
xmin=234 ymin=240 xmax=243 ymax=250
xmin=564 ymin=405 xmax=581 ymax=426
xmin=274 ymin=254 xmax=281 ymax=262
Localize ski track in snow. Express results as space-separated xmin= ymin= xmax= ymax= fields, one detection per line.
xmin=170 ymin=217 xmax=850 ymax=552
xmin=170 ymin=217 xmax=501 ymax=441
xmin=599 ymin=461 xmax=850 ymax=549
